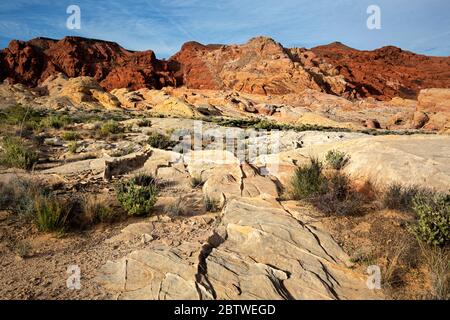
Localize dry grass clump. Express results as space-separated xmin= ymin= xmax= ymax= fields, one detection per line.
xmin=290 ymin=156 xmax=365 ymax=216
xmin=0 ymin=136 xmax=39 ymax=170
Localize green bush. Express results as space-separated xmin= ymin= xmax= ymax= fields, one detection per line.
xmin=67 ymin=141 xmax=78 ymax=153
xmin=115 ymin=174 xmax=158 ymax=216
xmin=290 ymin=158 xmax=326 ymax=200
xmin=42 ymin=114 xmax=72 ymax=129
xmin=100 ymin=120 xmax=123 ymax=136
xmin=325 ymin=149 xmax=350 ymax=170
xmin=0 ymin=105 xmax=45 ymax=131
xmin=147 ymin=132 xmax=175 ymax=150
xmin=62 ymin=131 xmax=80 ymax=141
xmin=410 ymin=193 xmax=450 ymax=247
xmin=0 ymin=136 xmax=39 ymax=170
xmin=382 ymin=184 xmax=429 ymax=212
xmin=34 ymin=196 xmax=71 ymax=233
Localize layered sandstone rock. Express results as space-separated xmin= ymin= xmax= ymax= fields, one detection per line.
xmin=170 ymin=36 xmax=348 ymax=96
xmin=0 ymin=36 xmax=179 ymax=91
xmin=256 ymin=135 xmax=450 ymax=192
xmin=39 ymin=73 xmax=121 ymax=109
xmin=312 ymin=42 xmax=450 ymax=100
xmin=2 ymin=36 xmax=449 ymax=101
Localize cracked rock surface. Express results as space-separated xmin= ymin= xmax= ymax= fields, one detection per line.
xmin=94 ymin=143 xmax=390 ymax=300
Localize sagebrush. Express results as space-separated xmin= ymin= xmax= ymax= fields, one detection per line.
xmin=115 ymin=174 xmax=158 ymax=216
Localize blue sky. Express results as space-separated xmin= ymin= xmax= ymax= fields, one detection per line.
xmin=1 ymin=0 xmax=449 ymax=58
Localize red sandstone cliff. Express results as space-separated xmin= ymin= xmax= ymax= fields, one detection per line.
xmin=1 ymin=36 xmax=449 ymax=100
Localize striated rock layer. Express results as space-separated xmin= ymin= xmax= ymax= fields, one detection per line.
xmin=0 ymin=36 xmax=180 ymax=91
xmin=312 ymin=42 xmax=450 ymax=100
xmin=1 ymin=36 xmax=449 ymax=100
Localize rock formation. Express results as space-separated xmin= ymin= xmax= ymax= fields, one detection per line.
xmin=312 ymin=42 xmax=450 ymax=100
xmin=2 ymin=36 xmax=449 ymax=101
xmin=0 ymin=36 xmax=180 ymax=91
xmin=169 ymin=36 xmax=348 ymax=96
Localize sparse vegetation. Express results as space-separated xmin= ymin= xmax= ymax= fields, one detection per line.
xmin=42 ymin=114 xmax=72 ymax=129
xmin=0 ymin=105 xmax=45 ymax=133
xmin=67 ymin=141 xmax=78 ymax=153
xmin=0 ymin=136 xmax=39 ymax=170
xmin=13 ymin=240 xmax=32 ymax=258
xmin=313 ymin=172 xmax=364 ymax=216
xmin=100 ymin=120 xmax=123 ymax=136
xmin=34 ymin=196 xmax=72 ymax=233
xmin=0 ymin=178 xmax=45 ymax=218
xmin=108 ymin=145 xmax=135 ymax=157
xmin=190 ymin=176 xmax=204 ymax=188
xmin=290 ymin=158 xmax=365 ymax=215
xmin=419 ymin=243 xmax=449 ymax=300
xmin=204 ymin=195 xmax=220 ymax=212
xmin=290 ymin=158 xmax=326 ymax=200
xmin=166 ymin=197 xmax=186 ymax=217
xmin=410 ymin=193 xmax=450 ymax=247
xmin=115 ymin=174 xmax=158 ymax=216
xmin=137 ymin=119 xmax=152 ymax=127
xmin=62 ymin=131 xmax=81 ymax=141
xmin=147 ymin=132 xmax=175 ymax=150
xmin=381 ymin=183 xmax=429 ymax=212
xmin=79 ymin=195 xmax=120 ymax=226
xmin=325 ymin=149 xmax=350 ymax=170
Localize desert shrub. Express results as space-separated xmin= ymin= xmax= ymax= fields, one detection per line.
xmin=67 ymin=141 xmax=78 ymax=153
xmin=420 ymin=244 xmax=449 ymax=300
xmin=13 ymin=240 xmax=32 ymax=258
xmin=410 ymin=193 xmax=450 ymax=247
xmin=190 ymin=176 xmax=204 ymax=188
xmin=314 ymin=172 xmax=364 ymax=216
xmin=166 ymin=197 xmax=186 ymax=217
xmin=0 ymin=181 xmax=15 ymax=210
xmin=325 ymin=149 xmax=350 ymax=170
xmin=79 ymin=195 xmax=120 ymax=226
xmin=42 ymin=114 xmax=72 ymax=129
xmin=0 ymin=136 xmax=39 ymax=170
xmin=0 ymin=178 xmax=46 ymax=218
xmin=147 ymin=132 xmax=175 ymax=150
xmin=115 ymin=174 xmax=158 ymax=216
xmin=290 ymin=158 xmax=326 ymax=200
xmin=100 ymin=120 xmax=123 ymax=136
xmin=62 ymin=131 xmax=80 ymax=141
xmin=130 ymin=173 xmax=156 ymax=186
xmin=252 ymin=119 xmax=285 ymax=131
xmin=382 ymin=183 xmax=429 ymax=212
xmin=204 ymin=195 xmax=220 ymax=212
xmin=0 ymin=105 xmax=46 ymax=129
xmin=34 ymin=196 xmax=72 ymax=233
xmin=137 ymin=119 xmax=152 ymax=127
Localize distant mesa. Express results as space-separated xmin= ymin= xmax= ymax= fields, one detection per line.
xmin=1 ymin=35 xmax=449 ymax=100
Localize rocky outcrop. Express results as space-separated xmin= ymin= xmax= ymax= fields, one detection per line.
xmin=169 ymin=36 xmax=348 ymax=96
xmin=256 ymin=135 xmax=450 ymax=192
xmin=312 ymin=42 xmax=450 ymax=100
xmin=0 ymin=36 xmax=180 ymax=91
xmin=95 ymin=145 xmax=383 ymax=300
xmin=96 ymin=197 xmax=382 ymax=300
xmin=39 ymin=73 xmax=121 ymax=109
xmin=2 ymin=36 xmax=449 ymax=101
